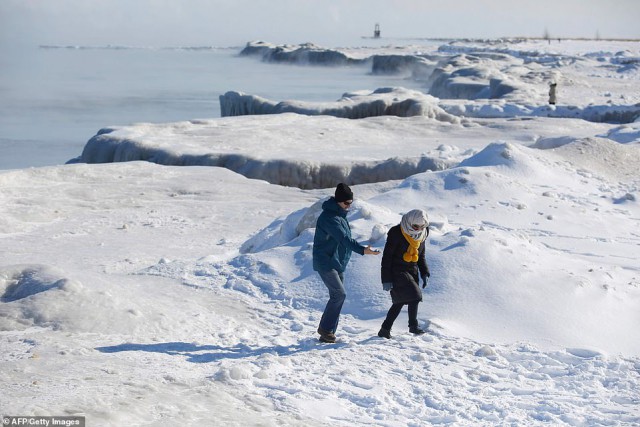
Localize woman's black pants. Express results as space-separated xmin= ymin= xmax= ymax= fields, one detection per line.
xmin=381 ymin=301 xmax=419 ymax=330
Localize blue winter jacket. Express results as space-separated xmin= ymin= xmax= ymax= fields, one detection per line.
xmin=312 ymin=197 xmax=365 ymax=273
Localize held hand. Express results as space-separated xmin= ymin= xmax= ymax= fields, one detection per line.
xmin=364 ymin=246 xmax=381 ymax=255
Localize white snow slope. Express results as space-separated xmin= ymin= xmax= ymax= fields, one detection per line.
xmin=2 ymin=39 xmax=640 ymax=426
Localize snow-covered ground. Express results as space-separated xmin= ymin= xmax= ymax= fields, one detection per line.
xmin=2 ymin=39 xmax=640 ymax=426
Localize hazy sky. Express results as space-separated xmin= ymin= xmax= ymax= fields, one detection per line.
xmin=1 ymin=0 xmax=639 ymax=48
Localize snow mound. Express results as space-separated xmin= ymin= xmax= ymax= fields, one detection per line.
xmin=533 ymin=135 xmax=640 ymax=181
xmin=371 ymin=146 xmax=639 ymax=353
xmin=0 ymin=264 xmax=82 ymax=302
xmin=458 ymin=141 xmax=522 ymax=168
xmin=0 ymin=263 xmax=193 ymax=335
xmin=0 ymin=264 xmax=86 ymax=331
xmin=220 ymin=87 xmax=460 ymax=122
xmin=143 ymin=197 xmax=402 ymax=320
xmin=601 ymin=121 xmax=640 ymax=143
xmin=429 ymin=53 xmax=533 ymax=100
xmin=456 ymin=141 xmax=550 ymax=180
xmin=240 ymin=198 xmax=325 ymax=254
xmin=552 ymin=137 xmax=640 ymax=182
xmin=532 ymin=135 xmax=579 ymax=149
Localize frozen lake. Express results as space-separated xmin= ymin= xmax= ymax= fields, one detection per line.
xmin=0 ymin=44 xmax=424 ymax=169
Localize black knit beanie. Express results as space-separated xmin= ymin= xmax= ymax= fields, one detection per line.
xmin=334 ymin=183 xmax=354 ymax=202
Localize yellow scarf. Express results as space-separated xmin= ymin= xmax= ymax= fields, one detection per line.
xmin=401 ymin=228 xmax=423 ymax=263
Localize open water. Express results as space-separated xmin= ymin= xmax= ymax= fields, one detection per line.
xmin=0 ymin=45 xmax=424 ymax=170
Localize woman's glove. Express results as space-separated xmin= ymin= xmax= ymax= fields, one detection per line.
xmin=422 ymin=275 xmax=429 ymax=289
xmin=383 ymin=282 xmax=393 ymax=291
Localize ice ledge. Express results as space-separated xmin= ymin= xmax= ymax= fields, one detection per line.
xmin=240 ymin=41 xmax=366 ymax=66
xmin=81 ymin=133 xmax=449 ymax=189
xmin=78 ymin=114 xmax=455 ymax=189
xmin=220 ymin=87 xmax=461 ymax=123
xmin=220 ymin=87 xmax=640 ymax=124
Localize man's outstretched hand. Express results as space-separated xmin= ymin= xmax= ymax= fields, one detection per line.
xmin=364 ymin=246 xmax=381 ymax=255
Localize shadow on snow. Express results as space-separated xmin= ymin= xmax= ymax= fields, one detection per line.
xmin=95 ymin=338 xmax=367 ymax=363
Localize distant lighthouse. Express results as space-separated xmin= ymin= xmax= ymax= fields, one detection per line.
xmin=374 ymin=23 xmax=381 ymax=38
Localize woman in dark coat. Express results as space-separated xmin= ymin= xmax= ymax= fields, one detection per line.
xmin=378 ymin=209 xmax=430 ymax=339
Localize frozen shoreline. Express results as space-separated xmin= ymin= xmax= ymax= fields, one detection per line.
xmin=2 ymin=38 xmax=640 ymax=426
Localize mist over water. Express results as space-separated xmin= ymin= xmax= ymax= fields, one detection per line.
xmin=0 ymin=44 xmax=424 ymax=170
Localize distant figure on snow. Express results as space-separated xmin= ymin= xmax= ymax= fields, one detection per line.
xmin=313 ymin=183 xmax=380 ymax=343
xmin=549 ymin=82 xmax=557 ymax=105
xmin=378 ymin=209 xmax=431 ymax=339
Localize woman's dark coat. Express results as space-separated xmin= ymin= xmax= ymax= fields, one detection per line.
xmin=381 ymin=225 xmax=430 ymax=304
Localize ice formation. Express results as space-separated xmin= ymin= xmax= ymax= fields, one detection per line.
xmin=240 ymin=41 xmax=366 ymax=66
xmin=220 ymin=87 xmax=460 ymax=121
xmin=233 ymin=40 xmax=640 ymax=123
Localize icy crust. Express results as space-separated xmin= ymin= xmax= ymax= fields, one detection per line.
xmin=0 ymin=264 xmax=115 ymax=333
xmin=220 ymin=87 xmax=460 ymax=121
xmin=0 ymin=265 xmax=82 ymax=303
xmin=0 ymin=263 xmax=193 ymax=335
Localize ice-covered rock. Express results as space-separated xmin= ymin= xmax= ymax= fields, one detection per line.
xmin=438 ymin=40 xmax=584 ymax=67
xmin=371 ymin=54 xmax=439 ymax=81
xmin=428 ymin=53 xmax=533 ymax=100
xmin=0 ymin=264 xmax=82 ymax=303
xmin=80 ymin=113 xmax=455 ymax=189
xmin=440 ymin=101 xmax=640 ymax=123
xmin=240 ymin=41 xmax=365 ymax=66
xmin=220 ymin=87 xmax=460 ymax=122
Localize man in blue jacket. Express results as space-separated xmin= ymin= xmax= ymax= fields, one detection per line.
xmin=313 ymin=183 xmax=380 ymax=343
